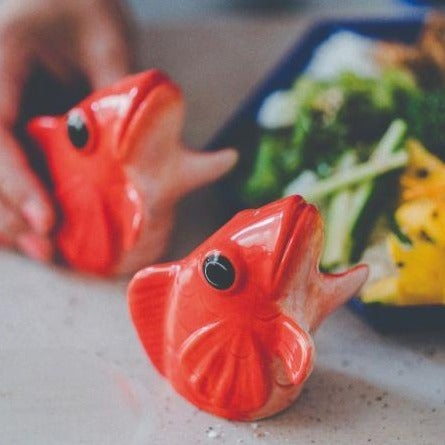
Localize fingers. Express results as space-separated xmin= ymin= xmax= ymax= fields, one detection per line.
xmin=0 ymin=195 xmax=27 ymax=245
xmin=0 ymin=128 xmax=55 ymax=261
xmin=0 ymin=195 xmax=53 ymax=261
xmin=77 ymin=11 xmax=131 ymax=89
xmin=0 ymin=36 xmax=29 ymax=126
xmin=35 ymin=42 xmax=78 ymax=86
xmin=16 ymin=233 xmax=53 ymax=262
xmin=0 ymin=32 xmax=56 ymax=237
xmin=0 ymin=8 xmax=55 ymax=261
xmin=0 ymin=127 xmax=55 ymax=236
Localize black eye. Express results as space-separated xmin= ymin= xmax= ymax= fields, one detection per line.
xmin=203 ymin=253 xmax=235 ymax=290
xmin=67 ymin=112 xmax=89 ymax=149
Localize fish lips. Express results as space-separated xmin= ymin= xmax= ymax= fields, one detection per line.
xmin=272 ymin=198 xmax=322 ymax=297
xmin=118 ymin=70 xmax=182 ymax=160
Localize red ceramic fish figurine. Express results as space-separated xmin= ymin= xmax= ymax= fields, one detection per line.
xmin=26 ymin=70 xmax=237 ymax=275
xmin=128 ymin=195 xmax=368 ymax=420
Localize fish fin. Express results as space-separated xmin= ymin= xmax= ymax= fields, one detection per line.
xmin=275 ymin=318 xmax=314 ymax=386
xmin=179 ymin=323 xmax=269 ymax=414
xmin=174 ymin=148 xmax=238 ymax=197
xmin=127 ymin=264 xmax=178 ymax=376
xmin=57 ymin=183 xmax=114 ymax=274
xmin=310 ymin=265 xmax=369 ymax=330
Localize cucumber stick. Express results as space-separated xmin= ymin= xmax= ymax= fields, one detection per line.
xmin=370 ymin=119 xmax=407 ymax=161
xmin=300 ymin=151 xmax=408 ymax=202
xmin=348 ymin=119 xmax=407 ymax=232
xmin=348 ymin=119 xmax=407 ymax=261
xmin=348 ymin=120 xmax=408 ymax=226
xmin=286 ymin=151 xmax=407 ymax=203
xmin=321 ymin=119 xmax=407 ymax=269
xmin=285 ymin=119 xmax=408 ymax=203
xmin=321 ymin=152 xmax=357 ymax=269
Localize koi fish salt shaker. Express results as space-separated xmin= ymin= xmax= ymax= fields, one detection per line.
xmin=128 ymin=195 xmax=368 ymax=420
xmin=27 ymin=70 xmax=237 ymax=275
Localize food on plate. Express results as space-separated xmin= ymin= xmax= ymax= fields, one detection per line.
xmin=127 ymin=195 xmax=368 ymax=420
xmin=400 ymin=139 xmax=445 ymax=201
xmin=242 ymin=14 xmax=445 ymax=306
xmin=363 ymin=142 xmax=445 ymax=305
xmin=375 ymin=13 xmax=445 ymax=88
xmin=28 ymin=70 xmax=237 ymax=275
xmin=304 ymin=31 xmax=379 ymax=81
xmin=246 ymin=70 xmax=415 ymax=205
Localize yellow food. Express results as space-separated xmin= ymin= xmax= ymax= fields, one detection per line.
xmin=362 ymin=140 xmax=445 ymax=305
xmin=395 ymin=198 xmax=445 ymax=247
xmin=400 ymin=139 xmax=445 ymax=201
xmin=362 ymin=276 xmax=398 ymax=305
xmin=389 ymin=234 xmax=445 ymax=304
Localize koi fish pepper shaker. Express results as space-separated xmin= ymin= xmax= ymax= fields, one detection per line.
xmin=27 ymin=70 xmax=237 ymax=275
xmin=128 ymin=195 xmax=368 ymax=420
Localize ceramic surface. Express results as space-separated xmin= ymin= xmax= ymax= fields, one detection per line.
xmin=128 ymin=196 xmax=368 ymax=420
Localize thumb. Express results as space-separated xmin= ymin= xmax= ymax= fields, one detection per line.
xmin=0 ymin=41 xmax=29 ymax=126
xmin=77 ymin=16 xmax=131 ymax=89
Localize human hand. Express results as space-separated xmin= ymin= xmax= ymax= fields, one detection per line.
xmin=0 ymin=0 xmax=131 ymax=261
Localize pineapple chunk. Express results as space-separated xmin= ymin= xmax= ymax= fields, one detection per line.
xmin=395 ymin=198 xmax=445 ymax=247
xmin=361 ymin=140 xmax=445 ymax=306
xmin=388 ymin=234 xmax=445 ymax=305
xmin=401 ymin=139 xmax=445 ymax=201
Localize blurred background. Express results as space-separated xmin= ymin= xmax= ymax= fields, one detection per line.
xmin=127 ymin=0 xmax=425 ymax=20
xmin=2 ymin=1 xmax=445 ymax=444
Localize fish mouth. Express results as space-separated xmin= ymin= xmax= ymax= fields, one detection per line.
xmin=272 ymin=198 xmax=321 ymax=295
xmin=118 ymin=70 xmax=180 ymax=156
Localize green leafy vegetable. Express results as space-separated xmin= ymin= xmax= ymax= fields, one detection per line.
xmin=244 ymin=69 xmax=418 ymax=206
xmin=403 ymin=88 xmax=445 ymax=158
xmin=243 ymin=133 xmax=290 ymax=203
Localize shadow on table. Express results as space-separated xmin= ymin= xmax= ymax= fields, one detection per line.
xmin=386 ymin=332 xmax=445 ymax=367
xmin=259 ymin=365 xmax=443 ymax=442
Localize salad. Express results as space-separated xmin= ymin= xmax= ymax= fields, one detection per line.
xmin=242 ymin=13 xmax=445 ymax=306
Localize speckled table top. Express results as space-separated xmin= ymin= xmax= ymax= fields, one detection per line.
xmin=1 ymin=16 xmax=445 ymax=445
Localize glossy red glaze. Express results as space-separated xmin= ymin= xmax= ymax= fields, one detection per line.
xmin=27 ymin=70 xmax=237 ymax=275
xmin=128 ymin=195 xmax=368 ymax=420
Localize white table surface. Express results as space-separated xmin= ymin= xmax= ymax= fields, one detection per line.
xmin=1 ymin=16 xmax=445 ymax=445
xmin=1 ymin=251 xmax=444 ymax=444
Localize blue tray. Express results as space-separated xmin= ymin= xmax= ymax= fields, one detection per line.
xmin=399 ymin=0 xmax=442 ymax=6
xmin=206 ymin=14 xmax=445 ymax=332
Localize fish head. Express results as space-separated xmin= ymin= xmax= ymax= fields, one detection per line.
xmin=178 ymin=195 xmax=368 ymax=330
xmin=27 ymin=70 xmax=182 ymax=188
xmin=25 ymin=70 xmax=238 ymax=275
xmin=127 ymin=195 xmax=368 ymax=419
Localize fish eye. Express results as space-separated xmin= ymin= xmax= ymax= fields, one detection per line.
xmin=203 ymin=253 xmax=235 ymax=290
xmin=67 ymin=111 xmax=89 ymax=149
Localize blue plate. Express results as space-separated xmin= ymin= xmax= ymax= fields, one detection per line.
xmin=206 ymin=14 xmax=445 ymax=332
xmin=398 ymin=0 xmax=442 ymax=6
